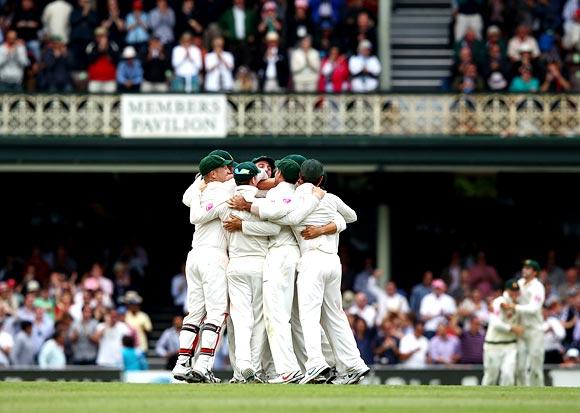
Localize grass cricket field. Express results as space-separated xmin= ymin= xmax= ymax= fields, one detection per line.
xmin=1 ymin=383 xmax=580 ymax=413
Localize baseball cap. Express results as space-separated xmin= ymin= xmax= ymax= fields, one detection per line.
xmin=300 ymin=159 xmax=324 ymax=183
xmin=565 ymin=348 xmax=579 ymax=359
xmin=431 ymin=279 xmax=446 ymax=290
xmin=523 ymin=259 xmax=541 ymax=272
xmin=199 ymin=155 xmax=233 ymax=176
xmin=283 ymin=154 xmax=307 ymax=165
xmin=122 ymin=46 xmax=137 ymax=59
xmin=504 ymin=278 xmax=520 ymax=291
xmin=208 ymin=149 xmax=234 ymax=162
xmin=275 ymin=159 xmax=301 ymax=183
xmin=252 ymin=155 xmax=276 ymax=171
xmin=234 ymin=161 xmax=260 ymax=180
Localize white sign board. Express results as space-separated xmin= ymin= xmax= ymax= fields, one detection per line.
xmin=121 ymin=94 xmax=228 ymax=138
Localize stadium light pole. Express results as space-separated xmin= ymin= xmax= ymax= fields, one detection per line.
xmin=379 ymin=0 xmax=392 ymax=90
xmin=376 ymin=204 xmax=391 ymax=285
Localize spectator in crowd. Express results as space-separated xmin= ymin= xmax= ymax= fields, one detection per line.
xmin=565 ymin=50 xmax=580 ymax=92
xmin=560 ymin=289 xmax=578 ymax=347
xmin=559 ymin=268 xmax=579 ymax=299
xmin=233 ymin=65 xmax=259 ymax=91
xmin=69 ymin=305 xmax=98 ymax=365
xmin=141 ymin=36 xmax=169 ymax=92
xmin=441 ymin=251 xmax=463 ymax=294
xmin=458 ymin=289 xmax=489 ymax=325
xmin=32 ymin=307 xmax=54 ymax=354
xmin=112 ymin=262 xmax=133 ymax=306
xmin=0 ymin=30 xmax=29 ymax=91
xmin=69 ymin=0 xmax=99 ymax=69
xmin=545 ymin=250 xmax=566 ymax=288
xmin=10 ymin=0 xmax=42 ymax=61
xmin=204 ymin=36 xmax=234 ymax=91
xmin=420 ymin=279 xmax=457 ymax=338
xmin=35 ymin=288 xmax=55 ymax=320
xmin=17 ymin=293 xmax=36 ymax=323
xmin=454 ymin=28 xmax=485 ymax=66
xmin=257 ymin=2 xmax=283 ymax=44
xmin=469 ymin=252 xmax=501 ymax=299
xmin=175 ymin=0 xmax=204 ymax=39
xmin=348 ymin=292 xmax=377 ymax=327
xmin=0 ymin=320 xmax=12 ymax=366
xmin=484 ymin=44 xmax=509 ymax=91
xmin=38 ymin=330 xmax=66 ymax=368
xmin=258 ymin=31 xmax=289 ymax=92
xmin=0 ymin=283 xmax=17 ymax=316
xmin=94 ymin=309 xmax=131 ymax=368
xmin=171 ymin=32 xmax=202 ymax=92
xmin=349 ymin=40 xmax=381 ymax=92
xmin=540 ymin=60 xmax=571 ymax=92
xmin=26 ymin=247 xmax=51 ymax=285
xmin=485 ymin=26 xmax=506 ymax=58
xmin=155 ymin=315 xmax=182 ymax=370
xmin=11 ymin=321 xmax=34 ymax=366
xmin=87 ymin=263 xmax=114 ymax=299
xmin=507 ymin=25 xmax=540 ymax=62
xmin=563 ymin=9 xmax=580 ymax=51
xmin=352 ymin=315 xmax=375 ymax=365
xmin=371 ymin=280 xmax=410 ymax=325
xmin=116 ymin=46 xmax=143 ymax=92
xmin=310 ymin=0 xmax=344 ymax=31
xmin=452 ymin=63 xmax=485 ymax=93
xmin=458 ymin=316 xmax=484 ymax=364
xmin=290 ymin=35 xmax=320 ymax=92
xmin=544 ymin=280 xmax=560 ymax=306
xmin=398 ymin=320 xmax=429 ymax=368
xmin=171 ymin=265 xmax=187 ymax=314
xmin=352 ymin=259 xmax=380 ymax=304
xmin=125 ymin=0 xmax=150 ymax=58
xmin=123 ymin=291 xmax=152 ymax=353
xmin=86 ymin=27 xmax=119 ymax=93
xmin=318 ymin=44 xmax=349 ymax=92
xmin=286 ymin=0 xmax=313 ymax=50
xmin=410 ymin=271 xmax=433 ymax=315
xmin=348 ymin=11 xmax=377 ymax=55
xmin=373 ymin=318 xmax=401 ymax=365
xmin=149 ymin=0 xmax=176 ymax=51
xmin=453 ymin=0 xmax=484 ymax=41
xmin=101 ymin=0 xmax=125 ymax=49
xmin=39 ymin=36 xmax=74 ymax=91
xmin=42 ymin=0 xmax=73 ymax=44
xmin=121 ymin=334 xmax=148 ymax=371
xmin=218 ymin=0 xmax=257 ymax=67
xmin=428 ymin=323 xmax=461 ymax=364
xmin=509 ymin=64 xmax=540 ymax=92
xmin=544 ymin=302 xmax=566 ymax=364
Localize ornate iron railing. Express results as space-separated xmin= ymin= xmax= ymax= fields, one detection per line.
xmin=0 ymin=94 xmax=578 ymax=137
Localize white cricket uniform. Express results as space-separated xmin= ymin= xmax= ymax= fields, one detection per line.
xmin=260 ymin=184 xmax=367 ymax=374
xmin=515 ymin=277 xmax=545 ymax=386
xmin=204 ymin=184 xmax=281 ymax=375
xmin=178 ymin=178 xmax=234 ymax=373
xmin=482 ymin=293 xmax=519 ymax=386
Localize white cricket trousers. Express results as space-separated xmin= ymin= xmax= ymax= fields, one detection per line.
xmin=516 ymin=328 xmax=545 ymax=386
xmin=177 ymin=248 xmax=228 ymax=371
xmin=263 ymin=245 xmax=302 ymax=374
xmin=454 ymin=14 xmax=483 ymax=41
xmin=296 ymin=250 xmax=367 ymax=373
xmin=227 ymin=256 xmax=268 ymax=374
xmin=481 ymin=342 xmax=517 ymax=386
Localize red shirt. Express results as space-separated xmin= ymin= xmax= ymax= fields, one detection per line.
xmin=88 ymin=55 xmax=117 ymax=81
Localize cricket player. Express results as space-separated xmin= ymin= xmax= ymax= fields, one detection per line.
xmin=173 ymin=154 xmax=234 ymax=383
xmin=482 ymin=278 xmax=524 ymax=386
xmin=253 ymin=155 xmax=276 ymax=178
xmin=511 ymin=259 xmax=546 ymax=386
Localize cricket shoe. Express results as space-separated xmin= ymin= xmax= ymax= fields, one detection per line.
xmin=268 ymin=370 xmax=304 ymax=384
xmin=331 ymin=367 xmax=370 ymax=385
xmin=172 ymin=362 xmax=194 ymax=382
xmin=298 ymin=365 xmax=331 ymax=384
xmin=192 ymin=368 xmax=221 ymax=383
xmin=242 ymin=368 xmax=264 ymax=384
xmin=229 ymin=377 xmax=246 ymax=384
xmin=324 ymin=367 xmax=339 ymax=384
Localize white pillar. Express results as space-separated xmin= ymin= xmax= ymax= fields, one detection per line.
xmin=376 ymin=204 xmax=391 ymax=286
xmin=378 ymin=0 xmax=392 ymax=90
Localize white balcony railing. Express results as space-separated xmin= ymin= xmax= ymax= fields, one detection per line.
xmin=0 ymin=94 xmax=578 ymax=137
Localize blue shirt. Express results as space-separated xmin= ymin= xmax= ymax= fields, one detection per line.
xmin=509 ymin=76 xmax=540 ymax=92
xmin=410 ymin=284 xmax=432 ymax=315
xmin=126 ymin=13 xmax=150 ymax=44
xmin=122 ymin=347 xmax=148 ymax=371
xmin=117 ymin=60 xmax=144 ymax=85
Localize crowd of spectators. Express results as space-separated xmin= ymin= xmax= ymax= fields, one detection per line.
xmin=448 ymin=0 xmax=580 ymax=92
xmin=344 ymin=250 xmax=580 ymax=367
xmin=0 ymin=244 xmax=153 ymax=371
xmin=0 ymin=0 xmax=382 ymax=93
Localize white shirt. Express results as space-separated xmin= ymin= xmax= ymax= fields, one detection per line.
xmin=265 ymin=47 xmax=279 ymax=80
xmin=348 ymin=304 xmax=377 ymax=327
xmin=507 ymin=36 xmax=541 ymax=61
xmin=233 ymin=7 xmax=246 ymax=40
xmin=171 ymin=273 xmax=187 ymax=307
xmin=399 ymin=333 xmax=429 ymax=367
xmin=0 ymin=331 xmax=13 ymax=366
xmin=204 ymin=51 xmax=235 ymax=91
xmin=419 ymin=292 xmax=457 ymax=332
xmin=42 ymin=1 xmax=73 ymax=43
xmin=291 ymin=48 xmax=321 ymax=84
xmin=38 ymin=339 xmax=66 ymax=369
xmin=516 ymin=277 xmax=545 ymax=330
xmin=96 ymin=321 xmax=132 ymax=367
xmin=368 ymin=278 xmax=410 ymax=325
xmin=485 ymin=293 xmax=519 ymax=343
xmin=349 ymin=54 xmax=381 ymax=92
xmin=172 ymin=44 xmax=203 ymax=78
xmin=543 ymin=316 xmax=566 ymax=351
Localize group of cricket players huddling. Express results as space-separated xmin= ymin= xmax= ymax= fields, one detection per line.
xmin=171 ymin=149 xmax=370 ymax=385
xmin=483 ymin=259 xmax=547 ymax=386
